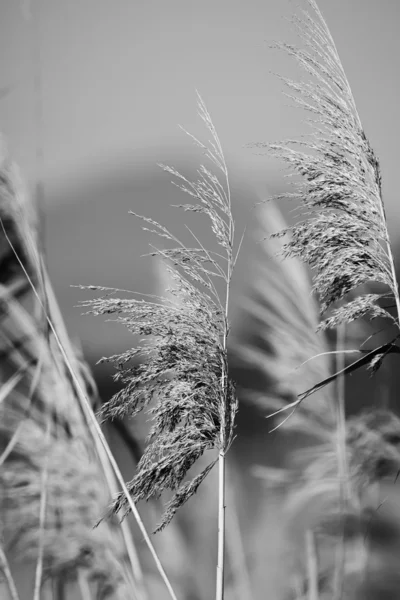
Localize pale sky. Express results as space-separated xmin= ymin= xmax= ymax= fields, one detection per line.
xmin=2 ymin=0 xmax=400 ymax=189
xmin=1 ymin=0 xmax=400 ymax=353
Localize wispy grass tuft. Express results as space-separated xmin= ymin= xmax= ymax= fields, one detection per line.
xmin=284 ymin=408 xmax=400 ymax=598
xmin=248 ymin=2 xmax=400 ymax=597
xmin=0 ymin=140 xmax=143 ymax=599
xmin=79 ymin=93 xmax=239 ymax=597
xmin=252 ymin=0 xmax=400 ymax=339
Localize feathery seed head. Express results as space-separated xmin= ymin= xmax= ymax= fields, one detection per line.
xmin=80 ymin=94 xmax=238 ymax=532
xmin=255 ymin=0 xmax=400 ymax=334
xmin=0 ymin=147 xmax=136 ymax=598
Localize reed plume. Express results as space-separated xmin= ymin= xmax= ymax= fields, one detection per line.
xmin=0 ymin=140 xmax=142 ymax=599
xmin=254 ymin=0 xmax=399 ymax=343
xmin=79 ymin=94 xmax=239 ymax=598
xmin=248 ymin=2 xmax=400 ymax=597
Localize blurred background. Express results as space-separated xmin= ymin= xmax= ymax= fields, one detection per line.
xmin=2 ymin=0 xmax=400 ymax=598
xmin=1 ymin=0 xmax=400 ymax=350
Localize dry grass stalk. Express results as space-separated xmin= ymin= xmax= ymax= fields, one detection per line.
xmin=79 ymin=93 xmax=239 ymax=599
xmin=284 ymin=409 xmax=400 ymax=597
xmin=331 ymin=324 xmax=348 ymax=600
xmin=0 ymin=141 xmax=145 ymax=599
xmin=0 ymin=544 xmax=20 ymax=600
xmin=253 ymin=0 xmax=400 ymax=348
xmin=248 ymin=1 xmax=400 ymax=596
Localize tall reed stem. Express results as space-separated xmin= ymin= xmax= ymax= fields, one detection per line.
xmin=3 ymin=227 xmax=178 ymax=600
xmin=216 ymin=324 xmax=229 ymax=600
xmin=216 ymin=446 xmax=226 ymax=600
xmin=216 ymin=160 xmax=233 ymax=600
xmin=48 ymin=324 xmax=179 ymax=600
xmin=333 ymin=324 xmax=348 ymax=600
xmin=0 ymin=545 xmax=20 ymax=600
